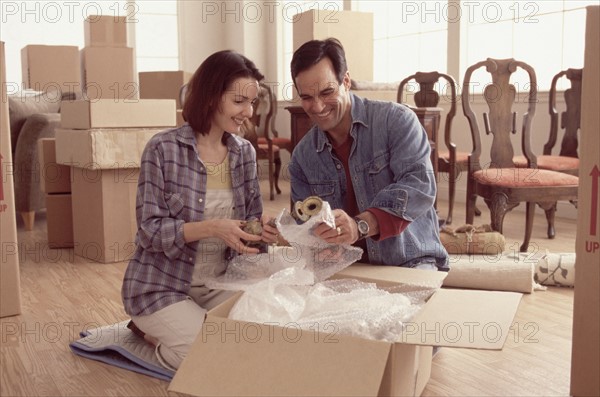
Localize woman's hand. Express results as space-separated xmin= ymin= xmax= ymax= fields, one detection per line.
xmin=260 ymin=215 xmax=280 ymax=244
xmin=218 ymin=219 xmax=263 ymax=254
xmin=185 ymin=219 xmax=262 ymax=254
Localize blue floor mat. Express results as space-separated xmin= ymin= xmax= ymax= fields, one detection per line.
xmin=69 ymin=320 xmax=175 ymax=381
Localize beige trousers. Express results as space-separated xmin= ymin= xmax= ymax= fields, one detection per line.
xmin=131 ymin=287 xmax=235 ymax=370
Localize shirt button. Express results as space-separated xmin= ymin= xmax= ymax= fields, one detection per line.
xmin=336 ymin=164 xmax=342 ymax=169
xmin=189 ymin=257 xmax=193 ymax=261
xmin=250 ymin=189 xmax=255 ymax=194
xmin=198 ymin=198 xmax=203 ymax=203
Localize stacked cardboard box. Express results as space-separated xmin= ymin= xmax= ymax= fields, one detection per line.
xmin=56 ymin=99 xmax=176 ymax=263
xmin=21 ymin=44 xmax=81 ymax=94
xmin=38 ymin=138 xmax=73 ymax=248
xmin=81 ymin=15 xmax=136 ymax=100
xmin=1 ymin=41 xmax=22 ymax=318
xmin=139 ymin=71 xmax=192 ymax=127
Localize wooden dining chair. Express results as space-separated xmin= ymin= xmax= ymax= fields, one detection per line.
xmin=256 ymin=84 xmax=292 ymax=155
xmin=512 ymin=68 xmax=581 ymax=237
xmin=247 ymin=82 xmax=282 ymax=200
xmin=513 ymin=68 xmax=582 ymax=176
xmin=462 ymin=58 xmax=579 ymax=252
xmin=397 ymin=71 xmax=477 ymax=224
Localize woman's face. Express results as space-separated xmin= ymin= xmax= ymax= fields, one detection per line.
xmin=211 ymin=77 xmax=260 ymax=134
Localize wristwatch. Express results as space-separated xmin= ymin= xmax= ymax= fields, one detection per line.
xmin=354 ymin=217 xmax=370 ymax=240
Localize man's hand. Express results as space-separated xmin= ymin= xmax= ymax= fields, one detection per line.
xmin=313 ymin=209 xmax=359 ymax=244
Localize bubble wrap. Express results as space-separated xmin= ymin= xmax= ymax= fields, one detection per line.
xmin=204 ymin=205 xmax=363 ymax=290
xmin=203 ymin=203 xmax=439 ymax=342
xmin=229 ymin=277 xmax=433 ymax=343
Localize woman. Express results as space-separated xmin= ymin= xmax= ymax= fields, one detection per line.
xmin=121 ymin=50 xmax=277 ymax=370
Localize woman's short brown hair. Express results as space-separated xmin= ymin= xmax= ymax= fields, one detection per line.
xmin=182 ymin=50 xmax=264 ymax=135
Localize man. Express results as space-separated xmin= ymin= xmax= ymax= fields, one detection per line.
xmin=288 ymin=38 xmax=448 ymax=271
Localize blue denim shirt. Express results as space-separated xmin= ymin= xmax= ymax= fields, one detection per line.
xmin=289 ymin=94 xmax=449 ymax=270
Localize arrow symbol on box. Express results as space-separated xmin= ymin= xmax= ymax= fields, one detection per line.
xmin=591 ymin=165 xmax=600 ymax=236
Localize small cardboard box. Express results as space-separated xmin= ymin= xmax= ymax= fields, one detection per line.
xmin=293 ymin=10 xmax=373 ymax=81
xmin=81 ymin=46 xmax=135 ymax=100
xmin=571 ymin=6 xmax=600 ymax=396
xmin=1 ymin=41 xmax=22 ymax=318
xmin=60 ymin=99 xmax=176 ymax=130
xmin=70 ymin=167 xmax=138 ymax=263
xmin=84 ymin=15 xmax=127 ymax=47
xmin=139 ymin=71 xmax=192 ymax=109
xmin=38 ymin=138 xmax=71 ymax=193
xmin=46 ymin=193 xmax=74 ymax=248
xmin=55 ymin=127 xmax=163 ymax=170
xmin=170 ymin=266 xmax=522 ymax=397
xmin=21 ymin=45 xmax=81 ymax=93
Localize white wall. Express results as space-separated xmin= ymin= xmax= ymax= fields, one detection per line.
xmin=177 ymin=0 xmax=278 ymax=81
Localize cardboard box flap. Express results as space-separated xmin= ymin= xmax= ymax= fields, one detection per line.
xmin=333 ymin=264 xmax=447 ymax=288
xmin=170 ymin=316 xmax=392 ymax=397
xmin=402 ymin=289 xmax=522 ymax=349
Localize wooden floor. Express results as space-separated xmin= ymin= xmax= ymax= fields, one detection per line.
xmin=1 ymin=177 xmax=577 ymax=396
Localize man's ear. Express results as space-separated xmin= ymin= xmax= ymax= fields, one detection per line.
xmin=342 ymin=71 xmax=351 ymax=90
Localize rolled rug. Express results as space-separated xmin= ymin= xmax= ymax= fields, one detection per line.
xmin=534 ymin=251 xmax=576 ymax=287
xmin=443 ymin=253 xmax=540 ymax=294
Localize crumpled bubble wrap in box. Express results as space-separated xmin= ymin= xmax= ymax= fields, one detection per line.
xmin=204 ymin=203 xmax=441 ymax=343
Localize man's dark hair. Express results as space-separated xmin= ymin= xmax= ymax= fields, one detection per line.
xmin=290 ymin=38 xmax=348 ymax=86
xmin=182 ymin=50 xmax=264 ymax=135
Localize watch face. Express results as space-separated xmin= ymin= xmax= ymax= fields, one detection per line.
xmin=356 ymin=218 xmax=369 ymax=237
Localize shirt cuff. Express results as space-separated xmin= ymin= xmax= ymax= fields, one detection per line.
xmin=366 ymin=208 xmax=410 ymax=241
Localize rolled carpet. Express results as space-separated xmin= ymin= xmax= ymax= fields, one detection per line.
xmin=443 ymin=253 xmax=542 ymax=294
xmin=533 ymin=251 xmax=576 ymax=287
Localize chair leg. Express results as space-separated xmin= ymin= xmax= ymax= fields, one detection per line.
xmin=538 ymin=201 xmax=557 ymax=239
xmin=267 ymin=155 xmax=275 ymax=201
xmin=274 ymin=156 xmax=282 ymax=195
xmin=521 ymin=201 xmax=536 ymax=252
xmin=21 ymin=211 xmax=35 ymax=231
xmin=446 ymin=168 xmax=457 ymax=225
xmin=465 ymin=179 xmax=477 ymax=225
xmin=487 ymin=193 xmax=518 ymax=234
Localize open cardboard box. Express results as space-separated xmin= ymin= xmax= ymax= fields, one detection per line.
xmin=169 ymin=265 xmax=522 ymax=397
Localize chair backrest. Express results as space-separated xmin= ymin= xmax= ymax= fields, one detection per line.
xmin=254 ymin=82 xmax=275 ymax=140
xmin=546 ymin=68 xmax=582 ymax=158
xmin=462 ymin=58 xmax=538 ymax=171
xmin=397 ymin=71 xmax=458 ymax=153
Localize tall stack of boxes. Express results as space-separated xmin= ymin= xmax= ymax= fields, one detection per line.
xmin=139 ymin=71 xmax=193 ymax=126
xmin=55 ymin=99 xmax=176 ymax=263
xmin=53 ymin=16 xmax=176 ymax=263
xmin=81 ymin=15 xmax=135 ymax=100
